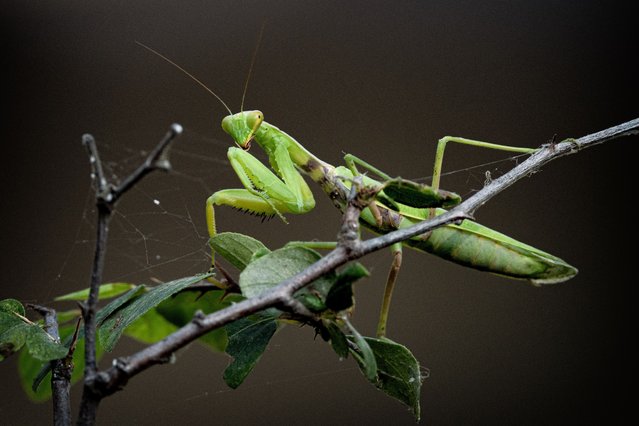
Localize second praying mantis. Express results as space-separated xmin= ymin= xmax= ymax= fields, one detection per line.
xmin=138 ymin=42 xmax=577 ymax=337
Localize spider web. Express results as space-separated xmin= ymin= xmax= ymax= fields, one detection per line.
xmin=48 ymin=128 xmax=233 ymax=300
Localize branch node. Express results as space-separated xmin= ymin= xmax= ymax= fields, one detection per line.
xmin=192 ymin=310 xmax=207 ymax=327
xmin=454 ymin=211 xmax=473 ymax=225
xmin=337 ymin=176 xmax=371 ymax=251
xmin=111 ymin=123 xmax=182 ymax=198
xmin=563 ymin=137 xmax=580 ymax=153
xmin=77 ymin=301 xmax=89 ymax=317
xmin=110 ymin=357 xmax=129 ymax=374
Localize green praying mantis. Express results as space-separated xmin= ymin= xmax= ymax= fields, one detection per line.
xmin=137 ymin=42 xmax=577 ymax=337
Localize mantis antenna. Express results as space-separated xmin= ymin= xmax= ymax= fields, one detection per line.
xmin=240 ymin=21 xmax=266 ymax=112
xmin=135 ymin=40 xmax=233 ymax=115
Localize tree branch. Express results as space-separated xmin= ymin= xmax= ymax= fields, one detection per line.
xmin=76 ymin=124 xmax=182 ymax=426
xmin=88 ymin=117 xmax=637 ymax=400
xmin=26 ymin=304 xmax=72 ymax=426
xmin=112 ymin=124 xmax=182 ymax=198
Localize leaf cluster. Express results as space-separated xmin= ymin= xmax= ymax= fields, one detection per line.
xmin=1 ymin=232 xmax=422 ymax=420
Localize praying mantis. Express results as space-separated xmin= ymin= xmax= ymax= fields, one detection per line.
xmin=137 ymin=42 xmax=577 ymax=337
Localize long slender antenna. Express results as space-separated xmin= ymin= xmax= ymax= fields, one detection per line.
xmin=135 ymin=41 xmax=233 ymax=115
xmin=240 ymin=21 xmax=266 ymax=112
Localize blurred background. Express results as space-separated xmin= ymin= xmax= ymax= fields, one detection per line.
xmin=2 ymin=1 xmax=636 ymax=424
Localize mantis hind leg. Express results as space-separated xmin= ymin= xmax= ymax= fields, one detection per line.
xmin=432 ymin=136 xmax=538 ymax=191
xmin=343 ymin=153 xmax=393 ymax=180
xmin=376 ymin=242 xmax=403 ymax=338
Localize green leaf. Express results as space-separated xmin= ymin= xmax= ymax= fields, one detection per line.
xmin=18 ymin=349 xmax=52 ymax=402
xmin=223 ymin=312 xmax=278 ymax=389
xmin=19 ymin=324 xmax=103 ymax=402
xmin=346 ymin=320 xmax=377 ymax=381
xmin=98 ymin=274 xmax=210 ymax=352
xmin=210 ymin=232 xmax=270 ymax=270
xmin=0 ymin=298 xmax=26 ymax=316
xmin=323 ymin=320 xmax=349 ymax=359
xmin=1 ymin=311 xmax=67 ymax=362
xmin=0 ymin=311 xmax=24 ymax=335
xmin=240 ymin=246 xmax=365 ymax=313
xmin=239 ymin=246 xmax=334 ymax=306
xmin=0 ymin=312 xmax=29 ymax=361
xmin=29 ymin=285 xmax=145 ymax=389
xmin=325 ymin=263 xmax=369 ymax=312
xmin=155 ymin=290 xmax=241 ymax=352
xmin=96 ymin=285 xmax=147 ymax=325
xmin=250 ymin=247 xmax=271 ymax=261
xmin=55 ymin=284 xmax=145 ymax=349
xmin=381 ymin=178 xmax=461 ymax=209
xmin=25 ymin=327 xmax=68 ymax=361
xmin=354 ymin=337 xmax=422 ymax=421
xmin=54 ymin=283 xmax=136 ymax=301
xmin=123 ymin=308 xmax=179 ymax=344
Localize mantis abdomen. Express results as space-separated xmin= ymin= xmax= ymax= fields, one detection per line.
xmin=330 ymin=167 xmax=577 ymax=285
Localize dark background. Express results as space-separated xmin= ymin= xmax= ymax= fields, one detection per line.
xmin=2 ymin=1 xmax=636 ymax=424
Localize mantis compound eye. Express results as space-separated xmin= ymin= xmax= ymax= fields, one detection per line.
xmin=241 ymin=110 xmax=263 ymax=149
xmin=246 ymin=110 xmax=264 ymax=133
xmin=221 ymin=115 xmax=234 ymax=136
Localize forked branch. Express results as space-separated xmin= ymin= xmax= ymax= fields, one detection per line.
xmin=77 ymin=124 xmax=181 ymax=425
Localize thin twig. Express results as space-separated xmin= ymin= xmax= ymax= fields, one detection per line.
xmin=26 ymin=304 xmax=72 ymax=426
xmin=112 ymin=124 xmax=182 ymax=198
xmin=82 ymin=135 xmax=108 ymax=194
xmin=76 ymin=124 xmax=182 ymax=426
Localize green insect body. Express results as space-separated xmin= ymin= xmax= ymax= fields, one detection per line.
xmin=211 ymin=111 xmax=577 ymax=286
xmin=136 ymin=40 xmax=577 ymax=338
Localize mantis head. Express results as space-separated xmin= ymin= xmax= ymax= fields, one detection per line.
xmin=221 ymin=110 xmax=264 ymax=150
